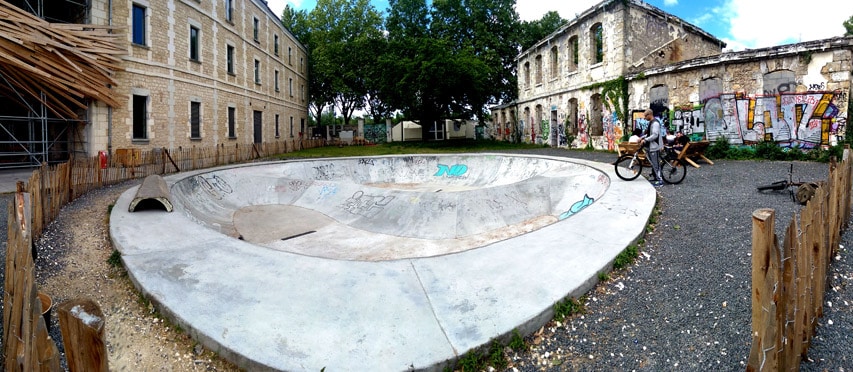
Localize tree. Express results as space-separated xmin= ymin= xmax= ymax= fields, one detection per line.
xmin=381 ymin=0 xmax=522 ymax=139
xmin=519 ymin=11 xmax=566 ymax=51
xmin=845 ymin=15 xmax=853 ymax=36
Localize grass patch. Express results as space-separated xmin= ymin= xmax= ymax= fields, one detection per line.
xmin=554 ymin=296 xmax=585 ymax=321
xmin=598 ymin=271 xmax=610 ymax=282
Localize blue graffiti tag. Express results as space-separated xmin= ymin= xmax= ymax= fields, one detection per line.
xmin=559 ymin=194 xmax=594 ymax=220
xmin=435 ymin=164 xmax=468 ymax=177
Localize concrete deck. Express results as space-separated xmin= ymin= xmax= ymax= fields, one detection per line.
xmin=109 ymin=153 xmax=656 ymax=371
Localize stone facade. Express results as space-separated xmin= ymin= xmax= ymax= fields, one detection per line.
xmin=86 ymin=0 xmax=308 ymax=155
xmin=492 ymin=0 xmax=853 ymax=151
xmin=630 ymin=39 xmax=852 ymax=149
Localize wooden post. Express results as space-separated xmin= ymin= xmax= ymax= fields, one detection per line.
xmin=57 ymin=299 xmax=108 ymax=372
xmin=747 ymin=208 xmax=780 ymax=372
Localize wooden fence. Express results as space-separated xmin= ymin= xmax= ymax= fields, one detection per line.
xmin=3 ymin=139 xmax=323 ymax=370
xmin=749 ymin=148 xmax=853 ymax=371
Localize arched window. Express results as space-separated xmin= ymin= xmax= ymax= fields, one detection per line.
xmin=567 ymin=36 xmax=578 ymax=72
xmin=568 ymin=98 xmax=578 ymax=135
xmin=550 ymin=46 xmax=558 ymax=79
xmin=523 ymin=62 xmax=530 ymax=88
xmin=590 ymin=94 xmax=603 ymax=136
xmin=590 ymin=23 xmax=603 ymax=64
xmin=535 ymin=55 xmax=543 ymax=84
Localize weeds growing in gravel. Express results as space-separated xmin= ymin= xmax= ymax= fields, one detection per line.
xmin=456 ymin=349 xmax=483 ymax=371
xmin=107 ymin=249 xmax=122 ymax=268
xmin=598 ymin=272 xmax=610 ymax=281
xmin=554 ymin=296 xmax=585 ymax=321
xmin=509 ymin=329 xmax=527 ymax=351
xmin=613 ymin=245 xmax=639 ymax=270
xmin=488 ymin=340 xmax=507 ymax=369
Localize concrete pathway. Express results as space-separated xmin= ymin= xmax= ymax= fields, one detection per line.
xmin=109 ymin=153 xmax=655 ymax=371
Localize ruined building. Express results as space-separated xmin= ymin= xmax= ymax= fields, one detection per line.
xmin=0 ymin=0 xmax=309 ymax=168
xmin=491 ymin=0 xmax=852 ymax=150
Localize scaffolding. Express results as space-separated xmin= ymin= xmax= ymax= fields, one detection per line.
xmin=0 ymin=0 xmax=91 ymax=169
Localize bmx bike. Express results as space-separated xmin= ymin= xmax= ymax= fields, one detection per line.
xmin=756 ymin=163 xmax=818 ymax=205
xmin=614 ymin=145 xmax=687 ymax=184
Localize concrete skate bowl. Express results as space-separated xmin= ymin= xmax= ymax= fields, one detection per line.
xmin=109 ymin=153 xmax=655 ymax=371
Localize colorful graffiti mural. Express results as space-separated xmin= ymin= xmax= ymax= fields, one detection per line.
xmin=694 ymin=90 xmax=848 ymax=148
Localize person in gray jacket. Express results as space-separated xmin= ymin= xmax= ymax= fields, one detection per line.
xmin=639 ymin=109 xmax=664 ymax=187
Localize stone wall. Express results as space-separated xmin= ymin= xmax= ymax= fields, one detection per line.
xmin=629 ymin=42 xmax=852 ymax=149
xmin=88 ymin=0 xmax=308 ymax=156
xmin=503 ymin=0 xmax=726 ymax=151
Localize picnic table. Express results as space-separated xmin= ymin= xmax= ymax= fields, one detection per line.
xmin=676 ymin=141 xmax=714 ymax=168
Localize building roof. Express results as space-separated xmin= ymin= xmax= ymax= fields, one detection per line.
xmin=517 ymin=0 xmax=726 ymax=60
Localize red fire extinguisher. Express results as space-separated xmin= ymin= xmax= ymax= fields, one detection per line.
xmin=98 ymin=150 xmax=108 ymax=169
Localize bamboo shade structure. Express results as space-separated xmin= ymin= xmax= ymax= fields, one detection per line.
xmin=0 ymin=0 xmax=125 ymax=118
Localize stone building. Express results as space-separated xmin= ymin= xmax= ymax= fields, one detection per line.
xmin=492 ymin=0 xmax=853 ymax=150
xmin=0 ymin=0 xmax=308 ymax=166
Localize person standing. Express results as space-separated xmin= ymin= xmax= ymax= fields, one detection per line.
xmin=639 ymin=109 xmax=664 ymax=187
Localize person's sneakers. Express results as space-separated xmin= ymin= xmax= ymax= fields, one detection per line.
xmin=652 ymin=181 xmax=664 ymax=187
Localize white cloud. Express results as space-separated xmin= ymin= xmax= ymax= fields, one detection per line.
xmin=515 ymin=0 xmax=600 ymax=22
xmin=725 ymin=0 xmax=853 ymax=49
xmin=266 ymin=0 xmax=301 ymax=19
xmin=663 ymin=0 xmax=678 ymax=6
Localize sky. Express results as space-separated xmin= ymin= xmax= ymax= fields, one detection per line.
xmin=269 ymin=0 xmax=853 ymax=51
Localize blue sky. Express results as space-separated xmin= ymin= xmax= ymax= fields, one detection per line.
xmin=269 ymin=0 xmax=853 ymax=51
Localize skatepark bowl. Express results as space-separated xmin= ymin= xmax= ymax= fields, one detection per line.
xmin=109 ymin=153 xmax=655 ymax=371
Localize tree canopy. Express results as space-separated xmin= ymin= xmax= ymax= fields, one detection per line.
xmin=285 ymin=0 xmax=566 ymax=139
xmin=845 ymin=15 xmax=853 ymax=36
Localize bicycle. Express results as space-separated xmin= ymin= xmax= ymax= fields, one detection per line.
xmin=614 ymin=145 xmax=687 ymax=184
xmin=756 ymin=163 xmax=818 ymax=205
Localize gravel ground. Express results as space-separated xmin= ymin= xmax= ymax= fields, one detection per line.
xmin=1 ymin=149 xmax=852 ymax=371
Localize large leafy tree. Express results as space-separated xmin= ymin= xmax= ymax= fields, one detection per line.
xmin=285 ymin=0 xmax=383 ymax=128
xmin=381 ymin=0 xmax=521 ymax=139
xmin=845 ymin=15 xmax=853 ymax=36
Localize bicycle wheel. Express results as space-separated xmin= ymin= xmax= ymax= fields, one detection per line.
xmin=615 ymin=155 xmax=643 ymax=181
xmin=661 ymin=158 xmax=686 ymax=184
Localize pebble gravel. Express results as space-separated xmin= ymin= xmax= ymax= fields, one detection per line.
xmin=0 ymin=149 xmax=852 ymax=371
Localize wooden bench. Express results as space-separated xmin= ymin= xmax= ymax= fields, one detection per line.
xmin=676 ymin=140 xmax=714 ymax=168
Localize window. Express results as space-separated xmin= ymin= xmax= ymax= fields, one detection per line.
xmin=289 ymin=116 xmax=294 ymax=137
xmin=534 ymin=55 xmax=542 ymax=85
xmin=274 ymin=35 xmax=279 ymax=56
xmin=132 ymin=4 xmax=146 ymax=46
xmin=228 ymin=107 xmax=236 ymax=138
xmin=550 ymin=46 xmax=558 ymax=79
xmin=300 ymin=84 xmax=304 ymax=101
xmin=523 ymin=62 xmax=530 ymax=88
xmin=254 ymin=59 xmax=260 ymax=84
xmin=275 ymin=114 xmax=280 ymax=138
xmin=132 ymin=94 xmax=148 ymax=139
xmin=190 ymin=101 xmax=201 ymax=138
xmin=289 ymin=78 xmax=293 ymax=96
xmin=253 ymin=17 xmax=259 ymax=42
xmin=224 ymin=0 xmax=233 ymax=22
xmin=568 ymin=36 xmax=578 ymax=72
xmin=274 ymin=70 xmax=279 ymax=92
xmin=226 ymin=45 xmax=234 ymax=74
xmin=288 ymin=47 xmax=292 ymax=65
xmin=189 ymin=26 xmax=200 ymax=61
xmin=300 ymin=57 xmax=304 ymax=72
xmin=591 ymin=23 xmax=603 ymax=64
